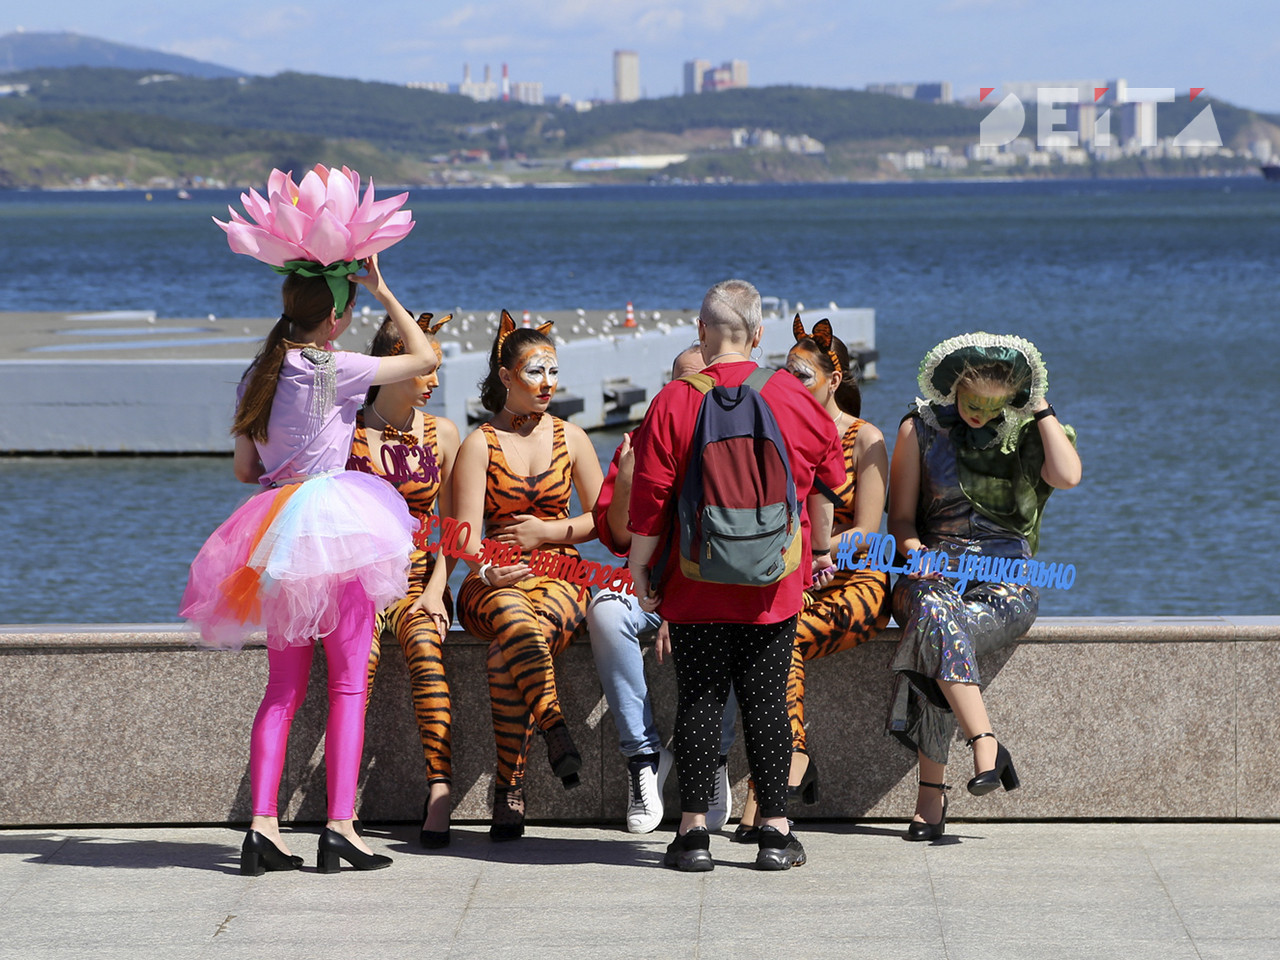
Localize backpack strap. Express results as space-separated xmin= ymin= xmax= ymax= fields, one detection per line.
xmin=813 ymin=475 xmax=843 ymax=506
xmin=649 ymin=373 xmax=715 ymax=589
xmin=744 ymin=367 xmax=775 ymax=393
xmin=680 ymin=373 xmax=716 ymax=395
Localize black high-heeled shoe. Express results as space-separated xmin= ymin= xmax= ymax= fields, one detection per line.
xmin=787 ymin=753 xmax=820 ymax=805
xmin=490 ymin=784 xmax=526 ymax=842
xmin=419 ymin=795 xmax=451 ymax=849
xmin=316 ymin=827 xmax=393 ymax=873
xmin=542 ymin=721 xmax=582 ymax=789
xmin=965 ymin=732 xmax=1020 ymax=796
xmin=240 ymin=830 xmax=303 ymax=876
xmin=904 ymin=781 xmax=950 ymax=842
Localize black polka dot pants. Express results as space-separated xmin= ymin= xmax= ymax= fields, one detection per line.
xmin=668 ymin=616 xmax=797 ymax=819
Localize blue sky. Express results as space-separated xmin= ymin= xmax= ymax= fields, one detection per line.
xmin=9 ymin=1 xmax=1280 ymax=112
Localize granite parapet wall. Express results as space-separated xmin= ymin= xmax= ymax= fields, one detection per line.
xmin=1 ymin=617 xmax=1276 ymax=827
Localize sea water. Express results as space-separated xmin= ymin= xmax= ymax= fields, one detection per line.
xmin=1 ymin=178 xmax=1277 ymax=622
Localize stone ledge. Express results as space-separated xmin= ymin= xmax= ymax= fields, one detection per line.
xmin=1 ymin=617 xmax=1277 ymax=827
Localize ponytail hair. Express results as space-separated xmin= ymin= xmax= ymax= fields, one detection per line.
xmin=231 ymin=273 xmax=350 ymax=441
xmin=830 ymin=336 xmax=862 ymax=418
xmin=479 ymin=311 xmax=555 ymax=413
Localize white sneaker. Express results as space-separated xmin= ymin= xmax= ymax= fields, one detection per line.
xmin=706 ymin=755 xmax=731 ymax=831
xmin=625 ymin=747 xmax=674 ymax=834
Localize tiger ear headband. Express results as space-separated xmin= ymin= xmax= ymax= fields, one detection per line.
xmin=792 ymin=314 xmax=841 ymax=374
xmin=496 ymin=309 xmax=554 ymax=356
xmin=387 ymin=312 xmax=453 ymax=356
xmin=422 ymin=312 xmax=452 ymax=336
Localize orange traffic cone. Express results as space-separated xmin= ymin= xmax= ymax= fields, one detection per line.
xmin=624 ymin=301 xmax=636 ymax=328
xmin=522 ymin=309 xmax=531 ymax=328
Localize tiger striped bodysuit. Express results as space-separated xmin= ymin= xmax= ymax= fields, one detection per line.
xmin=788 ymin=418 xmax=892 ymax=753
xmin=456 ymin=418 xmax=587 ymax=790
xmin=350 ymin=410 xmax=453 ymax=786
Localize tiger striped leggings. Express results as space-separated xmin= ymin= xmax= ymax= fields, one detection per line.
xmin=366 ymin=550 xmax=453 ymax=785
xmin=457 ymin=570 xmax=587 ymax=788
xmin=789 ymin=567 xmax=891 ymax=752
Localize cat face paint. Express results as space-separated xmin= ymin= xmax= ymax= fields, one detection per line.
xmin=512 ymin=348 xmax=559 ymax=404
xmin=785 ymin=347 xmax=824 ymax=399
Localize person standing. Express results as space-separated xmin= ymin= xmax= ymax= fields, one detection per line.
xmin=182 ymin=166 xmax=430 ymax=875
xmin=585 ymin=345 xmax=737 ymax=835
xmin=626 ymin=279 xmax=845 ymax=871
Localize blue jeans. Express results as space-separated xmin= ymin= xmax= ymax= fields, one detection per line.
xmin=586 ymin=588 xmax=738 ymax=758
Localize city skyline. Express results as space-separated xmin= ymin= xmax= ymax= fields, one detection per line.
xmin=5 ymin=1 xmax=1279 ymax=112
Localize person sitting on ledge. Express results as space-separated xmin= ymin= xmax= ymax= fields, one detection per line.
xmin=732 ymin=318 xmax=892 ymax=842
xmin=350 ymin=312 xmax=460 ymax=850
xmin=451 ymin=312 xmax=603 ymax=841
xmin=886 ymin=332 xmax=1080 ymax=842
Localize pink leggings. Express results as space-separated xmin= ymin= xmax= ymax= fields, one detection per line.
xmin=249 ymin=580 xmax=375 ymax=820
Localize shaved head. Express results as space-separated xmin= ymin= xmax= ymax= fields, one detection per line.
xmin=671 ymin=343 xmax=705 ymax=380
xmin=699 ymin=278 xmax=762 ymax=341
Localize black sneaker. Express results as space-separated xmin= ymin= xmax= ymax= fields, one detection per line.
xmin=663 ymin=826 xmax=714 ymax=872
xmin=754 ymin=825 xmax=806 ymax=870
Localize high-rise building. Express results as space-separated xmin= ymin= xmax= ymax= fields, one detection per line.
xmin=614 ymin=50 xmax=640 ymax=103
xmin=684 ymin=59 xmax=710 ymax=95
xmin=683 ymin=58 xmax=748 ymax=94
xmin=510 ymin=81 xmax=544 ymax=106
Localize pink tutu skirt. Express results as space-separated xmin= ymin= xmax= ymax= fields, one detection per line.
xmin=180 ymin=471 xmax=417 ymax=649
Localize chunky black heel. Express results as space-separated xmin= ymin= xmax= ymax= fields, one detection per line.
xmin=904 ymin=781 xmax=950 ymax=842
xmin=787 ymin=753 xmax=820 ymax=805
xmin=420 ymin=795 xmax=451 ymax=849
xmin=542 ymin=722 xmax=582 ymax=789
xmin=239 ymin=830 xmax=303 ymax=876
xmin=316 ymin=827 xmax=392 ymax=873
xmin=965 ymin=732 xmax=1020 ymax=796
xmin=490 ymin=784 xmax=526 ymax=842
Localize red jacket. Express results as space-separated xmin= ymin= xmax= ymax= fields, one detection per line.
xmin=627 ymin=361 xmax=844 ymax=624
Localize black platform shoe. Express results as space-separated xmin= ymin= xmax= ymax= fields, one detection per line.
xmin=542 ymin=721 xmax=582 ymax=789
xmin=664 ymin=826 xmax=714 ymax=872
xmin=239 ymin=830 xmax=303 ymax=876
xmin=965 ymin=732 xmax=1020 ymax=796
xmin=419 ymin=795 xmax=451 ymax=849
xmin=316 ymin=827 xmax=392 ymax=873
xmin=755 ymin=825 xmax=806 ymax=870
xmin=904 ymin=781 xmax=950 ymax=842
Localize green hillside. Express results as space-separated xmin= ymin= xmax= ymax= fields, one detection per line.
xmin=0 ymin=67 xmax=1274 ymax=188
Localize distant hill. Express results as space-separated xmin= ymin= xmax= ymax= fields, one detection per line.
xmin=0 ymin=64 xmax=1274 ymax=188
xmin=0 ymin=67 xmax=984 ymax=158
xmin=0 ymin=31 xmax=242 ymax=79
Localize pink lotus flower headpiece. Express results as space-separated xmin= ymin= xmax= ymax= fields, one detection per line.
xmin=214 ymin=164 xmax=415 ymax=316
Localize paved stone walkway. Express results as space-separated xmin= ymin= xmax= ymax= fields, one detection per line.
xmin=0 ymin=821 xmax=1276 ymax=959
